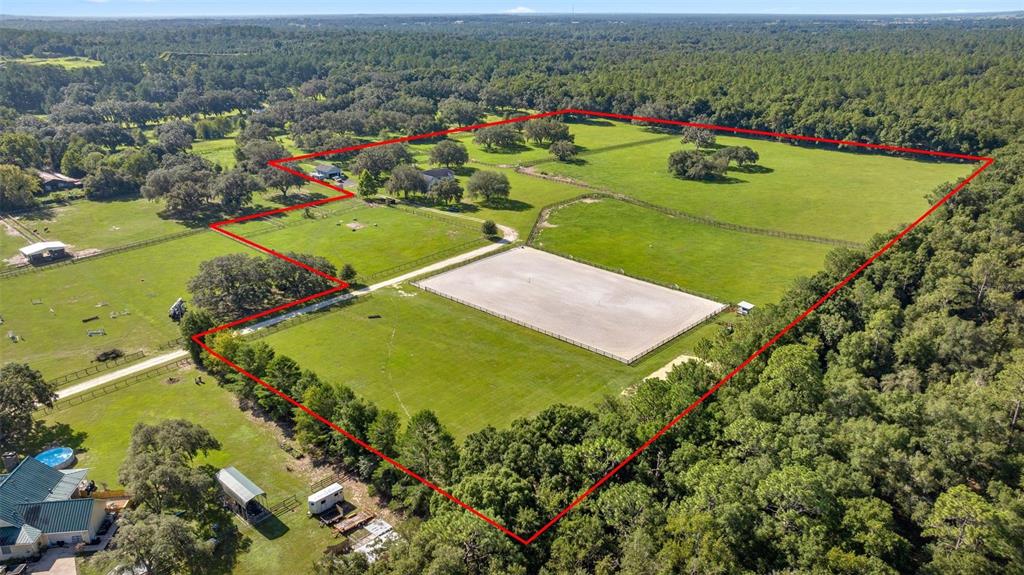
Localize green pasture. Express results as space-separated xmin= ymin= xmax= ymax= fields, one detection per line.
xmin=1 ymin=222 xmax=29 ymax=261
xmin=193 ymin=135 xmax=240 ymax=169
xmin=42 ymin=367 xmax=339 ymax=575
xmin=229 ymin=202 xmax=488 ymax=280
xmin=0 ymin=232 xmax=246 ymax=379
xmin=262 ymin=287 xmax=728 ymax=439
xmin=536 ymin=198 xmax=833 ymax=304
xmin=527 ymin=120 xmax=970 ymax=243
xmin=2 ymin=55 xmax=104 ymax=68
xmin=7 ymin=198 xmax=188 ymax=254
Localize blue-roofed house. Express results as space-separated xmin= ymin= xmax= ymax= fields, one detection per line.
xmin=0 ymin=457 xmax=104 ymax=561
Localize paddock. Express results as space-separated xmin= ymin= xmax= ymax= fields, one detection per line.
xmin=415 ymin=247 xmax=726 ymax=363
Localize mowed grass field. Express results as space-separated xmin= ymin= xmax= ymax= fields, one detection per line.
xmin=443 ymin=119 xmax=970 ymax=244
xmin=234 ymin=203 xmax=487 ymax=279
xmin=192 ymin=135 xmax=241 ymax=169
xmin=8 ymin=199 xmax=189 ymax=255
xmin=2 ymin=203 xmax=493 ymax=379
xmin=535 ymin=198 xmax=833 ymax=304
xmin=0 ymin=232 xmax=247 ymax=379
xmin=42 ymin=367 xmax=339 ymax=575
xmin=261 ymin=287 xmax=727 ymax=439
xmin=1 ymin=55 xmax=104 ymax=68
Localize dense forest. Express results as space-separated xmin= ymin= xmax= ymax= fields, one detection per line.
xmin=2 ymin=15 xmax=1023 ymax=154
xmin=1 ymin=13 xmax=1022 ymax=575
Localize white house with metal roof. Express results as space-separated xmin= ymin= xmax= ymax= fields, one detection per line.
xmin=0 ymin=458 xmax=104 ymax=561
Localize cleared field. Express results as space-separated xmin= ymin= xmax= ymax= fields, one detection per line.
xmin=1 ymin=203 xmax=491 ymax=379
xmin=414 ymin=119 xmax=969 ymax=244
xmin=417 ymin=247 xmax=725 ymax=363
xmin=1 ymin=219 xmax=29 ymax=259
xmin=0 ymin=232 xmax=247 ymax=378
xmin=232 ymin=203 xmax=488 ymax=280
xmin=8 ymin=199 xmax=189 ymax=255
xmin=261 ymin=287 xmax=728 ymax=438
xmin=192 ymin=135 xmax=240 ymax=168
xmin=527 ymin=120 xmax=970 ymax=243
xmin=536 ymin=198 xmax=834 ymax=304
xmin=42 ymin=367 xmax=338 ymax=575
xmin=2 ymin=55 xmax=104 ymax=68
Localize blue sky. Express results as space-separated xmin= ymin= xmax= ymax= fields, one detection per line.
xmin=3 ymin=0 xmax=1020 ymax=17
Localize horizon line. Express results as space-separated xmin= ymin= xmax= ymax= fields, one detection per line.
xmin=2 ymin=10 xmax=1022 ymax=20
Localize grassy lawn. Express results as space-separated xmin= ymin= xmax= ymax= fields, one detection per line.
xmin=230 ymin=202 xmax=488 ymax=280
xmin=0 ymin=232 xmax=247 ymax=379
xmin=261 ymin=287 xmax=728 ymax=439
xmin=527 ymin=120 xmax=971 ymax=243
xmin=2 ymin=55 xmax=104 ymax=68
xmin=1 ymin=220 xmax=29 ymax=261
xmin=9 ymin=198 xmax=190 ymax=254
xmin=43 ymin=366 xmax=340 ymax=575
xmin=414 ymin=119 xmax=969 ymax=244
xmin=193 ymin=135 xmax=241 ymax=169
xmin=536 ymin=198 xmax=833 ymax=304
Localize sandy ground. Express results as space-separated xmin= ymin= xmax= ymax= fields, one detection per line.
xmin=416 ymin=247 xmax=726 ymax=363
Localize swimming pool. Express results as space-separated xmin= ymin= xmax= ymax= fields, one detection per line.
xmin=35 ymin=447 xmax=75 ymax=470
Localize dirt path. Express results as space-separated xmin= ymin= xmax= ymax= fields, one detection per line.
xmin=55 ymin=349 xmax=189 ymax=399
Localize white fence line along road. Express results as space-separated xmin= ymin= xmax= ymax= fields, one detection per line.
xmin=238 ymin=223 xmax=519 ymax=334
xmin=55 ymin=349 xmax=189 ymax=399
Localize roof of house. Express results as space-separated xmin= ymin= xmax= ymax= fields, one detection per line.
xmin=16 ymin=499 xmax=96 ymax=534
xmin=314 ymin=164 xmax=341 ymax=173
xmin=0 ymin=458 xmax=94 ymax=545
xmin=37 ymin=170 xmax=82 ymax=185
xmin=217 ymin=467 xmax=265 ymax=504
xmin=0 ymin=457 xmax=84 ymax=510
xmin=19 ymin=241 xmax=68 ymax=258
xmin=0 ymin=524 xmax=42 ymax=546
xmin=737 ymin=301 xmax=755 ymax=310
xmin=308 ymin=482 xmax=343 ymax=503
xmin=421 ymin=168 xmax=454 ymax=179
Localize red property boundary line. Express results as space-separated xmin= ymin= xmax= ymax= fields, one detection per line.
xmin=192 ymin=109 xmax=994 ymax=545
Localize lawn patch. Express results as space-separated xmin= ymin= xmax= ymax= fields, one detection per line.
xmin=535 ymin=197 xmax=834 ymax=304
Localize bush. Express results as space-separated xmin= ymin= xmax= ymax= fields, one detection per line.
xmin=482 ymin=220 xmax=499 ymax=237
xmin=549 ymin=140 xmax=578 ymax=162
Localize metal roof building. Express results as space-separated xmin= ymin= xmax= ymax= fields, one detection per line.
xmin=0 ymin=458 xmax=103 ymax=562
xmin=216 ymin=467 xmax=269 ymax=524
xmin=18 ymin=241 xmax=69 ymax=261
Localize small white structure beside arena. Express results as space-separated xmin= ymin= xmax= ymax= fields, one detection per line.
xmin=415 ymin=247 xmax=727 ymax=364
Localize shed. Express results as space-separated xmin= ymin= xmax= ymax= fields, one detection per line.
xmin=216 ymin=467 xmax=268 ymax=523
xmin=737 ymin=301 xmax=755 ymax=315
xmin=307 ymin=482 xmax=344 ymax=516
xmin=37 ymin=171 xmax=82 ymax=193
xmin=19 ymin=241 xmax=69 ymax=263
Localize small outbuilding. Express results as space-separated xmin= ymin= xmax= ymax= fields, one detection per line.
xmin=19 ymin=241 xmax=70 ymax=264
xmin=216 ymin=467 xmax=269 ymax=524
xmin=307 ymin=482 xmax=344 ymax=516
xmin=313 ymin=164 xmax=343 ymax=180
xmin=37 ymin=170 xmax=82 ymax=193
xmin=737 ymin=301 xmax=755 ymax=316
